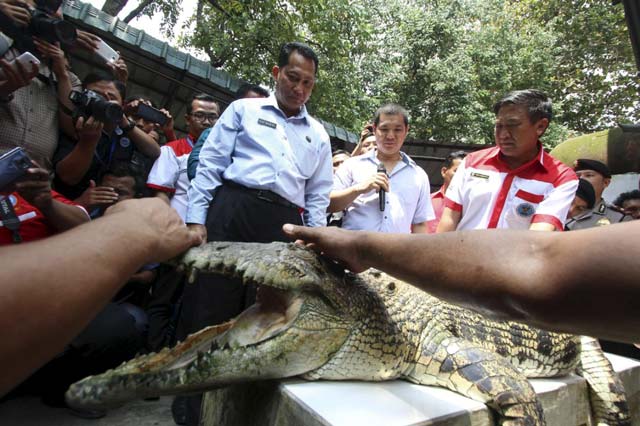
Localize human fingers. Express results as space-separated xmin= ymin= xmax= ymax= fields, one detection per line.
xmin=75 ymin=30 xmax=100 ymax=51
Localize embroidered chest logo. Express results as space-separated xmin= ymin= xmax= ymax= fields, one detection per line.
xmin=258 ymin=118 xmax=277 ymax=129
xmin=516 ymin=202 xmax=535 ymax=217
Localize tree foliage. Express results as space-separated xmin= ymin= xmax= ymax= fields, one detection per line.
xmin=117 ymin=0 xmax=638 ymax=147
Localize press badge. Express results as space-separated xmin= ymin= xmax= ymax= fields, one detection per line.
xmin=258 ymin=118 xmax=277 ymax=129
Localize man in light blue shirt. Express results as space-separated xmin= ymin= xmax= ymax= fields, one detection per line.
xmin=180 ymin=42 xmax=333 ymax=426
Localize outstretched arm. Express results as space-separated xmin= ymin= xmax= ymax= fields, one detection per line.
xmin=0 ymin=198 xmax=202 ymax=396
xmin=283 ymin=222 xmax=640 ymax=343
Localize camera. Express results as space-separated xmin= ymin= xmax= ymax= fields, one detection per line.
xmin=0 ymin=0 xmax=77 ymax=49
xmin=135 ymin=103 xmax=168 ymax=126
xmin=0 ymin=147 xmax=32 ymax=191
xmin=69 ymin=90 xmax=124 ymax=125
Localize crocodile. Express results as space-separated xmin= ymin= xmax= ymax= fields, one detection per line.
xmin=66 ymin=241 xmax=630 ymax=425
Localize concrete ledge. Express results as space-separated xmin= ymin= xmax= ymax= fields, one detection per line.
xmin=201 ymin=354 xmax=640 ymax=426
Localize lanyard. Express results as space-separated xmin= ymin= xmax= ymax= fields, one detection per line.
xmin=93 ymin=133 xmax=118 ymax=168
xmin=0 ymin=195 xmax=22 ymax=244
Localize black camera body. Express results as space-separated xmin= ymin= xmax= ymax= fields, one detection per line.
xmin=0 ymin=147 xmax=32 ymax=191
xmin=0 ymin=0 xmax=76 ymax=52
xmin=69 ymin=90 xmax=124 ymax=125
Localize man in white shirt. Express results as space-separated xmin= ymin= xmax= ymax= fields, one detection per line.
xmin=329 ymin=104 xmax=433 ymax=233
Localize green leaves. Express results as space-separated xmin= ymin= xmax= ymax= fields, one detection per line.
xmin=129 ymin=0 xmax=638 ymax=148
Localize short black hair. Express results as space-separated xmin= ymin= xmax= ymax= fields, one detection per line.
xmin=373 ymin=103 xmax=409 ymax=127
xmin=443 ymin=150 xmax=467 ymax=169
xmin=83 ymin=71 xmax=126 ymax=101
xmin=493 ymin=89 xmax=552 ymax=123
xmin=236 ymin=83 xmax=269 ymax=99
xmin=278 ymin=42 xmax=319 ymax=75
xmin=576 ymin=178 xmax=596 ymax=209
xmin=124 ymin=95 xmax=156 ymax=108
xmin=187 ymin=93 xmax=218 ymax=114
xmin=614 ymin=190 xmax=640 ymax=208
xmin=100 ymin=162 xmax=145 ymax=198
xmin=332 ymin=149 xmax=350 ymax=157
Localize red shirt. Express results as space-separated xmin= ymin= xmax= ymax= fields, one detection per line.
xmin=426 ymin=187 xmax=445 ymax=233
xmin=0 ymin=191 xmax=84 ymax=244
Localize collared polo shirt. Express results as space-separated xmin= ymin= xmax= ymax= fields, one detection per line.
xmin=444 ymin=146 xmax=578 ymax=231
xmin=0 ymin=191 xmax=88 ymax=244
xmin=334 ymin=149 xmax=434 ymax=233
xmin=186 ymin=95 xmax=333 ymax=227
xmin=147 ymin=136 xmax=194 ymax=221
xmin=0 ymin=35 xmax=82 ymax=172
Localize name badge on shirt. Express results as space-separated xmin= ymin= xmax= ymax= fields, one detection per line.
xmin=258 ymin=118 xmax=277 ymax=129
xmin=471 ymin=172 xmax=489 ymax=180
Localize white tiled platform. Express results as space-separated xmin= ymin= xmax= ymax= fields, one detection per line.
xmin=201 ymin=354 xmax=640 ymax=426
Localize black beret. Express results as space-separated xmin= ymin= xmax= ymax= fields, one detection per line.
xmin=573 ymin=159 xmax=611 ymax=178
xmin=575 ymin=178 xmax=596 ymax=209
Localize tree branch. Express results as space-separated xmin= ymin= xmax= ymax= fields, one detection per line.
xmin=123 ymin=0 xmax=154 ymax=23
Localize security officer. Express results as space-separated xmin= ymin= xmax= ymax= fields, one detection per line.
xmin=565 ymin=159 xmax=628 ymax=230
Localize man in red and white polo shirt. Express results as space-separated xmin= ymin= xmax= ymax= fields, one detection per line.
xmin=437 ymin=89 xmax=578 ymax=232
xmin=146 ymin=93 xmax=220 ymax=221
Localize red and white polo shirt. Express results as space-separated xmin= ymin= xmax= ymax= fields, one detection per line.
xmin=146 ymin=137 xmax=194 ymax=221
xmin=444 ymin=145 xmax=578 ymax=231
xmin=0 ymin=191 xmax=87 ymax=244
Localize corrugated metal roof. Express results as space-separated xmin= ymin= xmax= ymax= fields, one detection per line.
xmin=62 ymin=0 xmax=356 ymax=143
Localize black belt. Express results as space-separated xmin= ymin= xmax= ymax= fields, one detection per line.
xmin=222 ymin=180 xmax=300 ymax=210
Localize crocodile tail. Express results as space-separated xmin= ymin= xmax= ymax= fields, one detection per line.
xmin=577 ymin=336 xmax=631 ymax=426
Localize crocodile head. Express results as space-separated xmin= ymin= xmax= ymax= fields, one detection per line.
xmin=66 ymin=242 xmax=356 ymax=409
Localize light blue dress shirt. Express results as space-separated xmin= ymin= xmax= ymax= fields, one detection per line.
xmin=333 ymin=149 xmax=434 ymax=233
xmin=186 ymin=95 xmax=333 ymax=227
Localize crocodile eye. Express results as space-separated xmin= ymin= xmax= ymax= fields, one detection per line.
xmin=386 ymin=282 xmax=396 ymax=291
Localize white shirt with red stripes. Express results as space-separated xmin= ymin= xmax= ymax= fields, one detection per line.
xmin=444 ymin=145 xmax=578 ymax=231
xmin=146 ymin=137 xmax=194 ymax=222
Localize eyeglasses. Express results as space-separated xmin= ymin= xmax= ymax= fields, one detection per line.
xmin=190 ymin=112 xmax=219 ymax=122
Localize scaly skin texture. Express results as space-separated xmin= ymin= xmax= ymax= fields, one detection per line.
xmin=66 ymin=242 xmax=630 ymax=425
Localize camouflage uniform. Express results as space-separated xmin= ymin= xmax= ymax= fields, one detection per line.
xmin=565 ymin=199 xmax=629 ymax=230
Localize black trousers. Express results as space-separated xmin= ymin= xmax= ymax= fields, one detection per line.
xmin=13 ymin=303 xmax=144 ymax=404
xmin=179 ymin=184 xmax=303 ymax=425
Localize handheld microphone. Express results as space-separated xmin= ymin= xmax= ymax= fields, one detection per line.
xmin=377 ymin=163 xmax=387 ymax=211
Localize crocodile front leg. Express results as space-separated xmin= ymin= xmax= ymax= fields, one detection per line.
xmin=405 ymin=335 xmax=545 ymax=426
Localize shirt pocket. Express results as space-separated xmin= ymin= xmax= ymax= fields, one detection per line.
xmin=504 ymin=189 xmax=545 ymax=228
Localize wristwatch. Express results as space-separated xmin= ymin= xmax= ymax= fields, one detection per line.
xmin=121 ymin=117 xmax=136 ymax=133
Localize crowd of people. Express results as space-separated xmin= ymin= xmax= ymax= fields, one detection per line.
xmin=0 ymin=1 xmax=639 ymax=424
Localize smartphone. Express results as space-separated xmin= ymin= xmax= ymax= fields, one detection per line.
xmin=0 ymin=52 xmax=41 ymax=79
xmin=94 ymin=39 xmax=119 ymax=64
xmin=0 ymin=147 xmax=32 ymax=190
xmin=136 ymin=103 xmax=168 ymax=126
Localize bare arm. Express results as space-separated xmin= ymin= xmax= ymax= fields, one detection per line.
xmin=154 ymin=190 xmax=172 ymax=205
xmin=0 ymin=198 xmax=202 ymax=396
xmin=435 ymin=207 xmax=461 ymax=233
xmin=411 ymin=221 xmax=427 ymax=234
xmin=15 ymin=166 xmax=88 ymax=232
xmin=529 ymin=222 xmax=556 ymax=231
xmin=125 ymin=122 xmax=161 ymax=158
xmin=282 ymin=222 xmax=640 ymax=343
xmin=329 ymin=172 xmax=389 ymax=213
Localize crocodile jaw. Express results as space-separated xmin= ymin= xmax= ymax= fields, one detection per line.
xmin=66 ymin=280 xmax=349 ymax=409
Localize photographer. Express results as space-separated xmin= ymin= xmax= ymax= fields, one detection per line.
xmin=125 ymin=95 xmax=175 ymax=146
xmin=0 ymin=0 xmax=81 ymax=171
xmin=53 ymin=71 xmax=160 ymax=201
xmin=0 ymin=161 xmax=89 ymax=244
